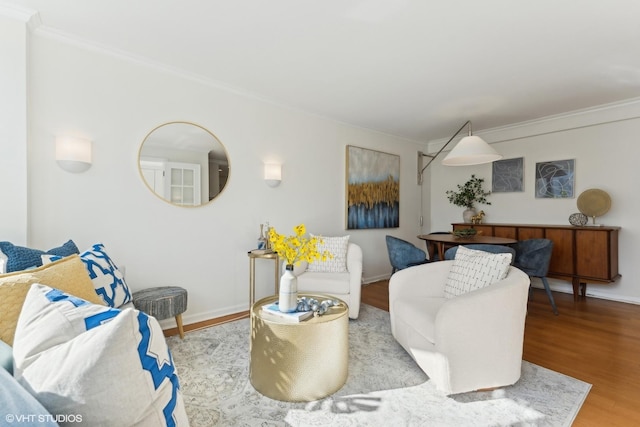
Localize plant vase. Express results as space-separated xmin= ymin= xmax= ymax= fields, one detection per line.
xmin=463 ymin=208 xmax=476 ymax=223
xmin=278 ymin=265 xmax=298 ymax=313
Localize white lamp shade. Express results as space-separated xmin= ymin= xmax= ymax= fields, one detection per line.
xmin=264 ymin=163 xmax=282 ymax=187
xmin=56 ymin=137 xmax=92 ymax=173
xmin=441 ymin=135 xmax=502 ymax=166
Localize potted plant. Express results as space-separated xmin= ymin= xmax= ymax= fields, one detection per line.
xmin=446 ymin=175 xmax=491 ymax=223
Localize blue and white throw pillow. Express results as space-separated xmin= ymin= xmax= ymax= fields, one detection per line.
xmin=43 ymin=243 xmax=131 ymax=308
xmin=12 ymin=284 xmax=188 ymax=427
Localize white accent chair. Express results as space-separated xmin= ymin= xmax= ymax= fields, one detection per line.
xmin=389 ymin=260 xmax=530 ymax=395
xmin=291 ymin=243 xmax=363 ymax=319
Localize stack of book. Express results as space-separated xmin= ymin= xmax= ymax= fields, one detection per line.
xmin=261 ymin=302 xmax=313 ymax=323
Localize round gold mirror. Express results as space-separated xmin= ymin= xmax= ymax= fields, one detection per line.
xmin=138 ymin=122 xmax=229 ymax=206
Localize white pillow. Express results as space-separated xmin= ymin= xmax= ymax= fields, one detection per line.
xmin=306 ymin=235 xmax=349 ymax=273
xmin=12 ymin=284 xmax=189 ymax=427
xmin=43 ymin=243 xmax=131 ymax=308
xmin=443 ymin=246 xmax=512 ymax=299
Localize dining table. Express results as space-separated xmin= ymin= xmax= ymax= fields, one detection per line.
xmin=418 ymin=233 xmax=518 ymax=261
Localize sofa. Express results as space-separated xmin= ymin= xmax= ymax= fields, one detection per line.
xmin=0 ymin=240 xmax=189 ymax=426
xmin=389 ymin=246 xmax=530 ymax=395
xmin=291 ymin=242 xmax=363 ymax=319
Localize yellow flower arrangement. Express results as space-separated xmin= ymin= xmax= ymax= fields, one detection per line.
xmin=268 ymin=223 xmax=332 ymax=266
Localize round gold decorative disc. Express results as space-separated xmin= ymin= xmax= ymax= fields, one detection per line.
xmin=577 ymin=189 xmax=611 ymax=218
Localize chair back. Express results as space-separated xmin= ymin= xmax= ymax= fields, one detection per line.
xmin=444 ymin=244 xmax=516 ymax=264
xmin=385 ymin=235 xmax=427 ymax=273
xmin=513 ymin=239 xmax=554 ymax=277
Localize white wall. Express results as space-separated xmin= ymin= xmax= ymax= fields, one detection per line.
xmin=0 ymin=15 xmax=28 ymax=245
xmin=425 ymin=102 xmax=640 ymax=303
xmin=24 ymin=32 xmax=424 ymax=326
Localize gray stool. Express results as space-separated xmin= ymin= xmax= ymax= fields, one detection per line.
xmin=133 ymin=286 xmax=188 ymax=339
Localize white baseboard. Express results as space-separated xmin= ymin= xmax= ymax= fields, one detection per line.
xmin=158 ymin=303 xmax=248 ymax=330
xmin=530 ymin=281 xmax=640 ymax=305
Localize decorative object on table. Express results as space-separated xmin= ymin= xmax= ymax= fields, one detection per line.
xmin=446 ymin=174 xmax=491 ymax=223
xmin=417 ymin=120 xmax=502 ymax=185
xmin=569 ymin=212 xmax=588 ymax=226
xmin=257 ymin=223 xmax=268 ymax=250
xmin=577 ymin=188 xmax=611 ymax=226
xmin=492 ymin=157 xmax=524 ymax=192
xmin=470 ymin=210 xmax=485 ymax=224
xmin=450 ymin=228 xmax=480 ymax=239
xmin=535 ymin=159 xmax=575 ymax=198
xmin=297 ymin=296 xmax=341 ymax=316
xmin=268 ymin=224 xmax=332 ymax=312
xmin=346 ymin=145 xmax=400 ymax=229
xmin=261 ymin=301 xmax=314 ymax=323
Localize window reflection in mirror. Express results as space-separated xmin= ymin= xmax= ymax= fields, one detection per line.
xmin=138 ymin=122 xmax=229 ymax=206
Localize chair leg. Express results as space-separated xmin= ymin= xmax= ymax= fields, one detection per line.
xmin=175 ymin=313 xmax=185 ymax=339
xmin=541 ymin=277 xmax=559 ymax=315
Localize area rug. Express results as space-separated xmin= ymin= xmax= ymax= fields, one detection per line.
xmin=166 ymin=304 xmax=590 ymax=426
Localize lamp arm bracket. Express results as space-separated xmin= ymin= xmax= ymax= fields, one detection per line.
xmin=417 ymin=120 xmax=471 ymax=184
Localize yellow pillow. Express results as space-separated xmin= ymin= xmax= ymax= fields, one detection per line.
xmin=0 ymin=254 xmax=105 ymax=345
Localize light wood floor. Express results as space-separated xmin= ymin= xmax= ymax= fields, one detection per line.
xmin=362 ymin=280 xmax=640 ymax=427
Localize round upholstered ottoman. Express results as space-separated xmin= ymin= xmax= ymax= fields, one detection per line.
xmin=132 ymin=286 xmax=188 ymax=339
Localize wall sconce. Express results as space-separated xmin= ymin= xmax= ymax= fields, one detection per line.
xmin=264 ymin=163 xmax=282 ymax=187
xmin=56 ymin=136 xmax=92 ymax=173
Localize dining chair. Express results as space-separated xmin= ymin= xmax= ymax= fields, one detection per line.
xmin=385 ymin=236 xmax=429 ymax=274
xmin=512 ymin=239 xmax=558 ymax=315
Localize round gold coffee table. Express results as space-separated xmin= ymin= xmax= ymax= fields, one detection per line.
xmin=249 ymin=294 xmax=349 ymax=402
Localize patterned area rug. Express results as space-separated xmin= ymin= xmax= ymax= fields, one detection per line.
xmin=166 ymin=304 xmax=590 ymax=426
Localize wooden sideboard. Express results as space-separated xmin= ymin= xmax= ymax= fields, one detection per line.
xmin=452 ymin=223 xmax=621 ymax=300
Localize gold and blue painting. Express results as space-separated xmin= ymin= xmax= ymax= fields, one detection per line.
xmin=535 ymin=159 xmax=575 ymax=198
xmin=346 ymin=146 xmax=399 ymax=229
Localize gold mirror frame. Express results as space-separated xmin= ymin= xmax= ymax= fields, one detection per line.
xmin=138 ymin=122 xmax=230 ymax=207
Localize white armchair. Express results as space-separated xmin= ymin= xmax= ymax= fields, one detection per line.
xmin=389 ymin=260 xmax=530 ymax=395
xmin=291 ymin=243 xmax=363 ymax=319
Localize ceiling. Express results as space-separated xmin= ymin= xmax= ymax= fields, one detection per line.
xmin=4 ymin=0 xmax=640 ymax=142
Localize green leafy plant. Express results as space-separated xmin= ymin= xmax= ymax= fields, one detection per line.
xmin=446 ymin=175 xmax=492 ymax=209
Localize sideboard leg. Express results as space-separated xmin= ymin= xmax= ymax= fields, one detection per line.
xmin=572 ymin=278 xmax=580 ymax=301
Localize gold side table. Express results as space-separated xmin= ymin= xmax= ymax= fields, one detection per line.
xmin=249 ymin=294 xmax=349 ymax=402
xmin=248 ymin=251 xmax=280 ymax=306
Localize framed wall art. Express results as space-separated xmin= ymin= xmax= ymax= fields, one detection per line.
xmin=346 ymin=146 xmax=399 ymax=229
xmin=492 ymin=157 xmax=524 ymax=192
xmin=535 ymin=159 xmax=575 ymax=198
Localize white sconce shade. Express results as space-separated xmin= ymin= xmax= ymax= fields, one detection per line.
xmin=56 ymin=137 xmax=92 ymax=173
xmin=264 ymin=163 xmax=282 ymax=187
xmin=441 ymin=135 xmax=502 ymax=166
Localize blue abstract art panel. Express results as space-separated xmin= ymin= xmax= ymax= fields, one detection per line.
xmin=346 ymin=146 xmax=399 ymax=229
xmin=535 ymin=159 xmax=575 ymax=198
xmin=492 ymin=157 xmax=524 ymax=192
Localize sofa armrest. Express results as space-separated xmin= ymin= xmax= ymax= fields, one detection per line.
xmin=389 ymin=260 xmax=453 ymax=307
xmin=435 ymin=267 xmax=530 ymax=358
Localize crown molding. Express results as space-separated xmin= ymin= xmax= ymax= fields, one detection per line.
xmin=0 ymin=2 xmax=40 ymax=28
xmin=427 ymin=97 xmax=640 ymax=153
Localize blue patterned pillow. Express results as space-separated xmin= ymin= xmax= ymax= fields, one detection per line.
xmin=12 ymin=284 xmax=188 ymax=426
xmin=44 ymin=243 xmax=131 ymax=308
xmin=0 ymin=240 xmax=78 ymax=273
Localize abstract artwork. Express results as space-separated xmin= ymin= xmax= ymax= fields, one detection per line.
xmin=492 ymin=157 xmax=524 ymax=192
xmin=535 ymin=159 xmax=575 ymax=198
xmin=346 ymin=146 xmax=399 ymax=229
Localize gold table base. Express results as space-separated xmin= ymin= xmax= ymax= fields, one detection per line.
xmin=249 ymin=294 xmax=349 ymax=402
